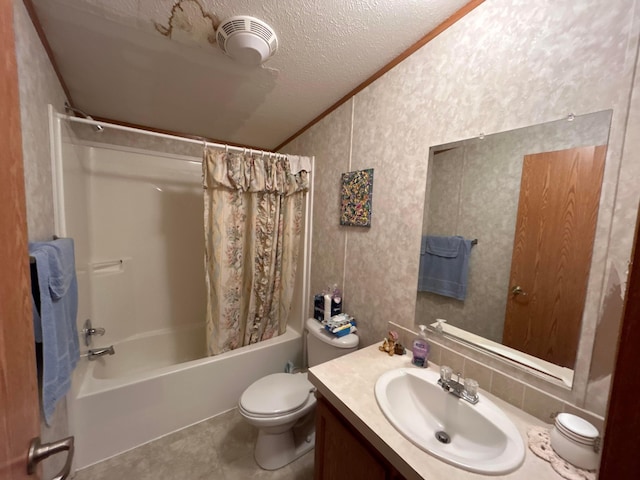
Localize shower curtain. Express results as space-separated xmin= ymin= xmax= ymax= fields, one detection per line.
xmin=203 ymin=149 xmax=309 ymax=355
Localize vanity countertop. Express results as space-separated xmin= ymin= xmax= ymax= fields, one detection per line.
xmin=308 ymin=344 xmax=558 ymax=480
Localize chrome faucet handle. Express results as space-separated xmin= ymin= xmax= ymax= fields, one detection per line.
xmin=82 ymin=319 xmax=106 ymax=346
xmin=440 ymin=365 xmax=453 ymax=382
xmin=464 ymin=378 xmax=479 ymax=397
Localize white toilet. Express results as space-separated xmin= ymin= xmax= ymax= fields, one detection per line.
xmin=238 ymin=317 xmax=359 ymax=470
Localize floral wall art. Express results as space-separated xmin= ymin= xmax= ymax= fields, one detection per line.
xmin=340 ymin=168 xmax=374 ymax=227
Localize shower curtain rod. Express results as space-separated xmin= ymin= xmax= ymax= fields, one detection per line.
xmin=58 ymin=113 xmax=288 ymax=157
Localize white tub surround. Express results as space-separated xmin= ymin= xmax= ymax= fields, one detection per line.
xmin=308 ymin=345 xmax=553 ymax=480
xmin=70 ymin=327 xmax=302 ymax=470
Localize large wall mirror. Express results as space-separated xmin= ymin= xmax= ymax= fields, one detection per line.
xmin=415 ymin=110 xmax=613 ymax=388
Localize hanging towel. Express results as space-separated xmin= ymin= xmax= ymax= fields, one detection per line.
xmin=418 ymin=235 xmax=473 ymax=300
xmin=29 ymin=238 xmax=80 ymax=425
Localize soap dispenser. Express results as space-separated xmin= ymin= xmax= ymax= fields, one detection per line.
xmin=435 ymin=319 xmax=447 ymax=335
xmin=412 ymin=325 xmax=430 ymax=367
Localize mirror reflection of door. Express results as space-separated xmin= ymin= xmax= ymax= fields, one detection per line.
xmin=502 ymin=145 xmax=607 ymax=368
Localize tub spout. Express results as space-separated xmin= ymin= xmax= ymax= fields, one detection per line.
xmin=88 ymin=346 xmax=115 ymax=360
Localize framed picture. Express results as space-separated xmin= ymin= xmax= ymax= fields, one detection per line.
xmin=340 ymin=168 xmax=374 ymax=227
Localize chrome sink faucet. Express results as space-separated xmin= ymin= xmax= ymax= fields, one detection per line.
xmin=438 ymin=366 xmax=479 ymax=405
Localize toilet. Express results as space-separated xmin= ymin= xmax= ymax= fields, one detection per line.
xmin=238 ymin=317 xmax=359 ymax=470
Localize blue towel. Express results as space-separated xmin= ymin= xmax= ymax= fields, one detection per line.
xmin=29 ymin=238 xmax=80 ymax=425
xmin=418 ymin=235 xmax=472 ymax=300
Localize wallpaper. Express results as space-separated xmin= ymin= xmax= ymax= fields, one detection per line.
xmin=284 ymin=100 xmax=353 ymax=313
xmin=284 ymin=0 xmax=640 ymax=416
xmin=14 ymin=0 xmax=68 ymax=241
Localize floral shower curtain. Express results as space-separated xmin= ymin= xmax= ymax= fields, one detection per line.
xmin=203 ymin=149 xmax=309 ymax=355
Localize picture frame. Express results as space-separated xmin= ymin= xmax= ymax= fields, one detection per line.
xmin=340 ymin=168 xmax=374 ymax=227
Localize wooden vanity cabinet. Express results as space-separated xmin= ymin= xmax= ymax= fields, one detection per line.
xmin=314 ymin=394 xmax=406 ymax=480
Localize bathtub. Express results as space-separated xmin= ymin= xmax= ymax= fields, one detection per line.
xmin=69 ymin=325 xmax=303 ymax=470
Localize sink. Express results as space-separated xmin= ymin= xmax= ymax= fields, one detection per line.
xmin=375 ymin=368 xmax=525 ymax=474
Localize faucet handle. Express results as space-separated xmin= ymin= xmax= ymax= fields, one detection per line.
xmin=82 ymin=319 xmax=106 ymax=346
xmin=464 ymin=378 xmax=479 ymax=397
xmin=440 ymin=365 xmax=453 ymax=382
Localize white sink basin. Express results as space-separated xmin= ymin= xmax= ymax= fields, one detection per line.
xmin=375 ymin=368 xmax=525 ymax=475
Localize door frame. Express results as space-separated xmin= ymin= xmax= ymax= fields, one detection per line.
xmin=599 ymin=202 xmax=640 ymax=475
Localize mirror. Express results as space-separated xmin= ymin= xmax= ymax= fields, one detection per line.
xmin=415 ymin=110 xmax=613 ymax=388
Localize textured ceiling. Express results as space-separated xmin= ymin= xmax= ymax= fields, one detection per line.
xmin=31 ymin=0 xmax=470 ymax=149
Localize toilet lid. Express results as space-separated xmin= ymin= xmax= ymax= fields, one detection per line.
xmin=555 ymin=413 xmax=599 ymax=440
xmin=240 ymin=373 xmax=313 ymax=416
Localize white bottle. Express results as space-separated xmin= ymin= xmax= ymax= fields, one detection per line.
xmin=323 ymin=294 xmax=332 ymax=322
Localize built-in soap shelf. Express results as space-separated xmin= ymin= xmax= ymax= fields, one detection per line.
xmin=90 ymin=258 xmax=126 ymax=274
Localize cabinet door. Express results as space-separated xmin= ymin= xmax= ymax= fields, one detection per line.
xmin=314 ymin=397 xmax=387 ymax=480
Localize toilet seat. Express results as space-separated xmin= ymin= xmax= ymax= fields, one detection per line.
xmin=239 ymin=373 xmax=314 ymax=417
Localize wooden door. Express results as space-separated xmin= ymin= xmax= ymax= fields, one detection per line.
xmin=599 ymin=201 xmax=640 ymax=476
xmin=0 ymin=0 xmax=41 ymax=478
xmin=502 ymin=146 xmax=606 ymax=368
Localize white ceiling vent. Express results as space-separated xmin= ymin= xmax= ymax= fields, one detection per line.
xmin=216 ymin=16 xmax=278 ymax=66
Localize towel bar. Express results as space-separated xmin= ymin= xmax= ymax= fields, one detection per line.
xmin=28 ymin=235 xmax=61 ymax=263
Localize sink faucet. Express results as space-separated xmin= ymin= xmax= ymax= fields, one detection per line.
xmin=437 ymin=367 xmax=479 ymax=405
xmin=87 ymin=346 xmax=115 ymax=360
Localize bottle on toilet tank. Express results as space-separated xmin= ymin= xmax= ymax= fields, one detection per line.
xmin=323 ymin=294 xmax=331 ymax=322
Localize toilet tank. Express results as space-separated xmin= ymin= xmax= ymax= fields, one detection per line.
xmin=305 ymin=318 xmax=359 ymax=367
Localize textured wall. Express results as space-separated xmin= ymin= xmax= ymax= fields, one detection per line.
xmin=285 ymin=100 xmax=353 ymax=312
xmin=417 ymin=112 xmax=612 ymax=346
xmin=14 ymin=0 xmax=68 ymax=241
xmin=284 ymin=0 xmax=640 ymax=416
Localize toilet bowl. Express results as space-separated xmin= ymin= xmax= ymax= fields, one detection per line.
xmin=238 ymin=318 xmax=359 ymax=470
xmin=239 ymin=372 xmax=317 ymax=470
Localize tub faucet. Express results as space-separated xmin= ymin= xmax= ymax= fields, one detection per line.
xmin=88 ymin=346 xmax=115 ymax=360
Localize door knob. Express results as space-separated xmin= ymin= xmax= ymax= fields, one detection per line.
xmin=27 ymin=436 xmax=74 ymax=479
xmin=511 ymin=285 xmax=527 ymax=296
xmin=511 ymin=285 xmax=527 ymax=297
